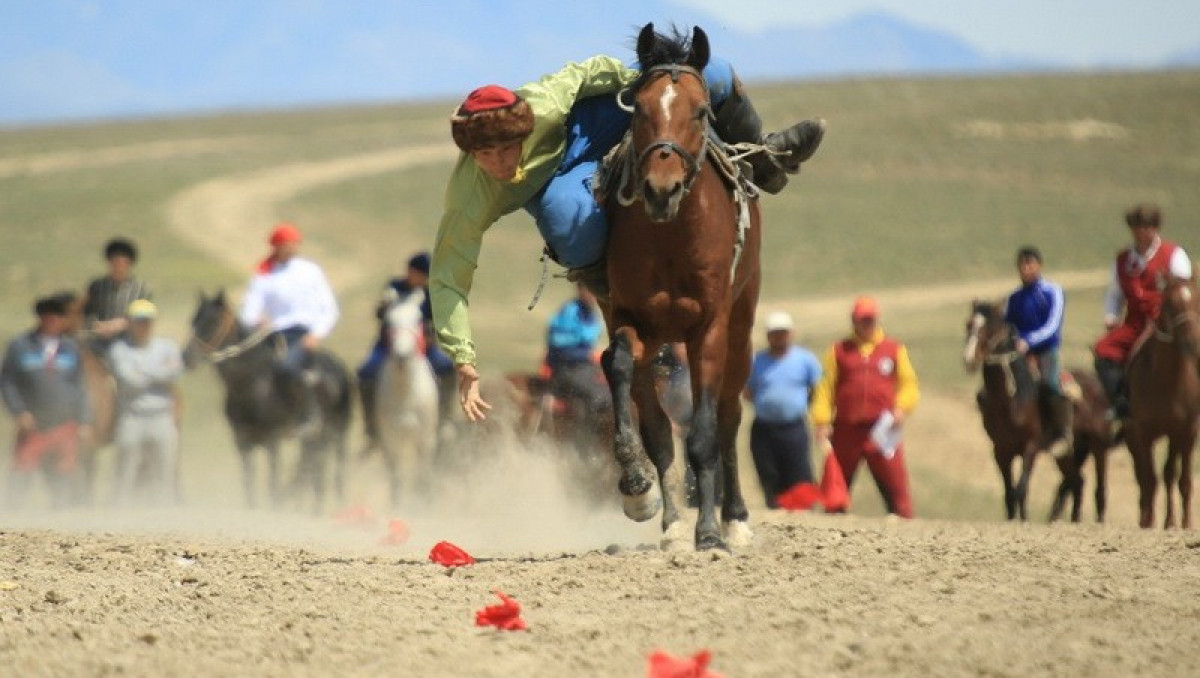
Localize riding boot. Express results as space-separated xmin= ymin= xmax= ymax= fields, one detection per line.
xmin=1093 ymin=356 xmax=1129 ymax=420
xmin=565 ymin=258 xmax=609 ymax=303
xmin=711 ymin=80 xmax=825 ymax=194
xmin=1047 ymin=392 xmax=1074 ymax=460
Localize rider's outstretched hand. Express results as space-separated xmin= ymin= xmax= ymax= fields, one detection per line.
xmin=456 ymin=363 xmax=492 ymax=422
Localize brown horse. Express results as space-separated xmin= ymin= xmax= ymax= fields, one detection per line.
xmin=963 ymin=300 xmax=1117 ymax=522
xmin=1125 ymin=275 xmax=1200 ymax=529
xmin=599 ymin=24 xmax=761 ymax=550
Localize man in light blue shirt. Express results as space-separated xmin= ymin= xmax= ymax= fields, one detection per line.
xmin=744 ymin=311 xmax=823 ymax=508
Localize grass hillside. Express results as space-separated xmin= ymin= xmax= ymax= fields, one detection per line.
xmin=1 ymin=69 xmax=1198 ymax=519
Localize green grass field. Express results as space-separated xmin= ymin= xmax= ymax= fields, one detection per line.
xmin=2 ymin=69 xmax=1197 ymax=520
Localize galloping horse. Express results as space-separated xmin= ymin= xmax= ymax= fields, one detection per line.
xmin=183 ymin=291 xmax=352 ymax=512
xmin=1125 ymin=275 xmax=1200 ymax=529
xmin=599 ymin=24 xmax=761 ymax=550
xmin=374 ymin=288 xmax=439 ymax=509
xmin=963 ymin=300 xmax=1116 ymax=522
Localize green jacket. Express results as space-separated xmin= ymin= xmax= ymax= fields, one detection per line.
xmin=430 ymin=55 xmax=638 ymax=366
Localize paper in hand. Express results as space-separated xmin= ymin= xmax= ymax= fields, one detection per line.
xmin=870 ymin=410 xmax=903 ymax=459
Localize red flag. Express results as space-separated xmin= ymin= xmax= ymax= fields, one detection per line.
xmin=429 ymin=541 xmax=476 ymax=567
xmin=776 ymin=482 xmax=823 ymax=511
xmin=820 ymin=451 xmax=850 ymax=513
xmin=474 ymin=590 xmax=527 ymax=631
xmin=378 ymin=519 xmax=410 ymax=546
xmin=646 ymin=649 xmax=723 ymax=678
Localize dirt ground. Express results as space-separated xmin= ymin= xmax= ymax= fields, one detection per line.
xmin=4 ymin=143 xmax=1199 ymax=677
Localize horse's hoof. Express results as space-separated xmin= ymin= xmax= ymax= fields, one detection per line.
xmin=695 ymin=532 xmax=728 ymax=552
xmin=722 ymin=520 xmax=753 ymax=548
xmin=660 ymin=520 xmax=691 ymax=552
xmin=622 ymin=483 xmax=662 ymax=522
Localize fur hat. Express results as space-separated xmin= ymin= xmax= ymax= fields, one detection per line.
xmin=450 ymin=85 xmax=534 ymax=153
xmin=1125 ymin=203 xmax=1162 ymax=228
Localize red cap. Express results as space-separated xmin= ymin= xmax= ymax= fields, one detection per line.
xmin=269 ymin=222 xmax=302 ymax=247
xmin=851 ymin=296 xmax=879 ymax=319
xmin=459 ymin=85 xmax=518 ymax=114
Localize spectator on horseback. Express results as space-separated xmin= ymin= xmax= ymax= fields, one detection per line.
xmin=108 ymin=300 xmax=184 ymax=506
xmin=1002 ymin=246 xmax=1071 ymax=459
xmin=82 ymin=237 xmax=152 ymax=355
xmin=431 ymin=44 xmax=826 ymax=421
xmin=812 ymin=297 xmax=920 ymax=519
xmin=544 ymin=281 xmax=608 ymax=438
xmin=1 ymin=293 xmax=92 ymax=509
xmin=239 ymin=223 xmax=339 ymax=437
xmin=744 ymin=311 xmax=823 ymax=509
xmin=357 ymin=251 xmax=455 ymax=447
xmin=1093 ymin=203 xmax=1193 ymax=421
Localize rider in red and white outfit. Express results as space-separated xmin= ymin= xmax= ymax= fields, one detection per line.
xmin=1093 ymin=203 xmax=1193 ymax=419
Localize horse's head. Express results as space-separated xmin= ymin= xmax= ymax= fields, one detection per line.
xmin=625 ymin=23 xmax=712 ymax=222
xmin=183 ymin=289 xmax=234 ymax=369
xmin=384 ymin=288 xmax=427 ymax=361
xmin=963 ymin=299 xmax=1012 ymax=372
xmin=1157 ymin=275 xmax=1200 ymax=356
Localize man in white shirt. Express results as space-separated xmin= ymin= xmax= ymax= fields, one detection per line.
xmin=239 ymin=223 xmax=339 ymax=434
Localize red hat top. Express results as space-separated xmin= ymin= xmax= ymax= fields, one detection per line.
xmin=269 ymin=222 xmax=302 ymax=247
xmin=851 ymin=296 xmax=879 ymax=319
xmin=458 ymin=85 xmax=519 ymax=115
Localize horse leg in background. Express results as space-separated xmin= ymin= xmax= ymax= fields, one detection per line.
xmin=266 ymin=439 xmax=283 ymax=509
xmin=996 ymin=447 xmax=1017 ymax=520
xmin=1048 ymin=438 xmax=1085 ymax=523
xmin=629 ymin=365 xmax=683 ymax=546
xmin=1014 ymin=441 xmax=1038 ymax=521
xmin=1126 ymin=427 xmax=1157 ymax=528
xmin=1092 ymin=436 xmax=1109 ymax=523
xmin=236 ymin=437 xmax=258 ymax=508
xmin=601 ymin=329 xmax=660 ymax=522
xmin=1178 ymin=427 xmax=1196 ymax=529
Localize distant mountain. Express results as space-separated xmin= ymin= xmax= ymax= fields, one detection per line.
xmin=1164 ymin=45 xmax=1200 ymax=68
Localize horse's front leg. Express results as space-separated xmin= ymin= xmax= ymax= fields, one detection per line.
xmin=1163 ymin=444 xmax=1179 ymax=529
xmin=1015 ymin=441 xmax=1038 ymax=522
xmin=630 ymin=363 xmax=682 ymax=545
xmin=685 ymin=327 xmax=731 ymax=551
xmin=1178 ymin=431 xmax=1195 ymax=530
xmin=266 ymin=439 xmax=283 ymax=509
xmin=1093 ymin=438 xmax=1109 ymax=523
xmin=1127 ymin=427 xmax=1157 ymax=528
xmin=995 ymin=448 xmax=1016 ymax=520
xmin=602 ymin=328 xmax=660 ymax=522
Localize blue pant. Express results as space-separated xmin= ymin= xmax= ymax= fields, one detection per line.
xmin=525 ymin=58 xmax=736 ymax=269
xmin=357 ymin=336 xmax=454 ymax=382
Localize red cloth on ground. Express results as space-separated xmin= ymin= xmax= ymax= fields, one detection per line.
xmin=474 ymin=590 xmax=527 ymax=631
xmin=15 ymin=423 xmax=78 ymax=472
xmin=646 ymin=649 xmax=723 ymax=678
xmin=776 ymin=482 xmax=823 ymax=511
xmin=379 ymin=519 xmax=410 ymax=545
xmin=429 ymin=541 xmax=475 ymax=567
xmin=829 ymin=423 xmax=913 ymax=518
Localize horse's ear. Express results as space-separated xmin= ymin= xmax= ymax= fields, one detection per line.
xmin=197 ymin=289 xmax=208 ymax=303
xmin=636 ymin=23 xmax=656 ymax=66
xmin=688 ymin=26 xmax=710 ymax=71
xmin=215 ymin=287 xmax=227 ymax=305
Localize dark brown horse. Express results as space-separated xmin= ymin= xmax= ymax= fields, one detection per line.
xmin=1125 ymin=275 xmax=1200 ymax=529
xmin=599 ymin=24 xmax=761 ymax=550
xmin=963 ymin=300 xmax=1117 ymax=522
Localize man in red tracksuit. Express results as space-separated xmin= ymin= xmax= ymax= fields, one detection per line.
xmin=812 ymin=297 xmax=920 ymax=518
xmin=1093 ymin=203 xmax=1193 ymax=420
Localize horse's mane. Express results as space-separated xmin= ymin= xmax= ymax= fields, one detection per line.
xmin=629 ymin=24 xmax=694 ymax=93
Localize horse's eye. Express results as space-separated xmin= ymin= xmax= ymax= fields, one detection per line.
xmin=696 ymin=106 xmax=711 ymax=121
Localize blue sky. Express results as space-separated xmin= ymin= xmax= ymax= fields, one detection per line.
xmin=1 ymin=0 xmax=1197 ymax=126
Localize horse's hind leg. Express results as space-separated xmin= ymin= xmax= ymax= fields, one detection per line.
xmin=239 ymin=445 xmax=257 ymax=508
xmin=996 ymin=449 xmax=1016 ymax=520
xmin=266 ymin=441 xmax=283 ymax=509
xmin=601 ymin=329 xmax=659 ymax=521
xmin=1127 ymin=430 xmax=1157 ymax=528
xmin=1093 ymin=439 xmax=1109 ymax=523
xmin=1179 ymin=432 xmax=1195 ymax=529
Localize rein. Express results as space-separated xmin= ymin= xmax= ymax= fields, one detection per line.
xmin=1153 ymin=308 xmax=1200 ymax=343
xmin=188 ymin=310 xmax=273 ymax=364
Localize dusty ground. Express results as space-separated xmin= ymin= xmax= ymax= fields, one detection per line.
xmin=4 ymin=143 xmax=1199 ymax=677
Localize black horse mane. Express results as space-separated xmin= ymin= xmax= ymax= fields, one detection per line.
xmin=629 ymin=24 xmax=697 ymax=93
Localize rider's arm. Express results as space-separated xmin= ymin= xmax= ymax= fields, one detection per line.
xmin=1170 ymin=247 xmax=1193 ymax=279
xmin=894 ymin=344 xmax=920 ymax=416
xmin=238 ymin=275 xmax=267 ymax=329
xmin=809 ymin=345 xmax=839 ymax=428
xmin=1102 ymin=262 xmax=1124 ymax=326
xmin=0 ymin=338 xmax=28 ymax=418
xmin=1024 ymin=281 xmax=1065 ymax=351
xmin=520 ymin=55 xmax=638 ymax=115
xmin=307 ymin=264 xmax=339 ymax=339
xmin=430 ymin=160 xmax=508 ymax=367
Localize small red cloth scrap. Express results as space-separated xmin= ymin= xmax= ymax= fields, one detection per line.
xmin=775 ymin=481 xmax=823 ymax=511
xmin=474 ymin=590 xmax=527 ymax=631
xmin=378 ymin=519 xmax=410 ymax=545
xmin=646 ymin=649 xmax=723 ymax=678
xmin=332 ymin=504 xmax=376 ymax=527
xmin=429 ymin=540 xmax=475 ymax=567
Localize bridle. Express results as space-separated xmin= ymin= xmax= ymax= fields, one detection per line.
xmin=619 ymin=64 xmax=714 ymax=197
xmin=1152 ymin=291 xmax=1200 ymax=344
xmin=965 ymin=311 xmax=1023 ymax=397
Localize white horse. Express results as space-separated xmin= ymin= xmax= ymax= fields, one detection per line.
xmin=375 ymin=288 xmax=439 ymax=509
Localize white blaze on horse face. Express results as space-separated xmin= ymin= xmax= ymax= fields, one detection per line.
xmin=659 ymin=83 xmax=677 ymax=123
xmin=386 ymin=295 xmax=425 ymax=359
xmin=963 ymin=313 xmax=984 ymax=370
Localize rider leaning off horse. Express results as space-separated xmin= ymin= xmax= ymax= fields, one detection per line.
xmin=1093 ymin=203 xmax=1193 ymax=421
xmin=239 ymin=223 xmax=341 ymax=435
xmin=1002 ymin=246 xmax=1072 ymax=458
xmin=429 ymin=52 xmax=826 ymax=420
